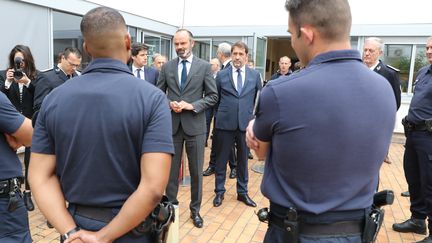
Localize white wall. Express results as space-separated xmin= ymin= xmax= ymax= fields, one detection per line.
xmin=0 ymin=0 xmax=52 ymax=70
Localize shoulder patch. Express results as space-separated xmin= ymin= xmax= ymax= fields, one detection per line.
xmin=386 ymin=65 xmax=400 ymax=72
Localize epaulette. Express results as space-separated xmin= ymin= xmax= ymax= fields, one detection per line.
xmin=40 ymin=68 xmax=54 ymax=73
xmin=386 ymin=65 xmax=400 ymax=72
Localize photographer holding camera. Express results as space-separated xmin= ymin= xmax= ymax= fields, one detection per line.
xmin=0 ymin=44 xmax=41 ymax=213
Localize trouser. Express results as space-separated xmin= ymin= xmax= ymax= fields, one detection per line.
xmin=208 ymin=120 xmax=237 ymax=170
xmin=214 ymin=129 xmax=248 ymax=194
xmin=66 ymin=204 xmax=151 ymax=243
xmin=403 ymin=130 xmax=432 ymax=232
xmin=0 ymin=196 xmax=31 ymax=242
xmin=165 ymin=127 xmax=205 ymax=214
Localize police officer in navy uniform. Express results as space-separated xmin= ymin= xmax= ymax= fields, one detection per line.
xmin=392 ymin=37 xmax=432 ymax=243
xmin=0 ymin=92 xmax=33 ymax=242
xmin=29 ymin=7 xmax=173 ymax=242
xmin=269 ymin=56 xmax=292 ymax=81
xmin=246 ymin=0 xmax=396 ymax=242
xmin=33 ymin=47 xmax=82 ymax=114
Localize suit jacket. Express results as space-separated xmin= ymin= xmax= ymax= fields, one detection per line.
xmin=129 ymin=65 xmax=159 ymax=85
xmin=144 ymin=66 xmax=159 ymax=85
xmin=157 ymin=56 xmax=218 ymax=136
xmin=0 ymin=70 xmax=38 ymax=118
xmin=215 ymin=66 xmax=262 ymax=131
xmin=374 ymin=60 xmax=401 ymax=110
xmin=33 ymin=67 xmax=79 ymax=112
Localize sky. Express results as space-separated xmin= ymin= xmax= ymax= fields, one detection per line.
xmin=87 ymin=0 xmax=432 ymax=27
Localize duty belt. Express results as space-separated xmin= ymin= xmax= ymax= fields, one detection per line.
xmin=70 ymin=204 xmax=114 ymax=223
xmin=269 ymin=213 xmax=363 ymax=235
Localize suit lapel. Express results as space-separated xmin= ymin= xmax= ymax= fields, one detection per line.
xmin=173 ymin=58 xmax=181 ymax=91
xmin=183 ymin=56 xmax=198 ymax=90
xmin=227 ymin=66 xmax=238 ymax=96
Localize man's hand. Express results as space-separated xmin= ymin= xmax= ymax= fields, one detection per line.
xmin=169 ymin=101 xmax=194 ymax=113
xmin=177 ymin=100 xmax=194 ymax=111
xmin=4 ymin=133 xmax=21 ymax=151
xmin=246 ymin=119 xmax=259 ymax=150
xmin=64 ymin=230 xmax=107 ymax=243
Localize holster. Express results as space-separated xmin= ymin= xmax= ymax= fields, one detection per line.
xmin=267 ymin=207 xmax=299 ymax=243
xmin=402 ymin=116 xmax=412 ymax=137
xmin=362 ymin=208 xmax=384 ymax=243
xmin=425 ymin=119 xmax=432 ymax=133
xmin=131 ymin=195 xmax=175 ymax=243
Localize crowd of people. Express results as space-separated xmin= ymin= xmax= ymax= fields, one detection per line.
xmin=1 ymin=0 xmax=432 ymax=242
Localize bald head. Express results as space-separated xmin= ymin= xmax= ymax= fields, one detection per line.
xmin=80 ymin=7 xmax=131 ymax=62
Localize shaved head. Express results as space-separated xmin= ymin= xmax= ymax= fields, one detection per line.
xmin=80 ymin=7 xmax=130 ymax=61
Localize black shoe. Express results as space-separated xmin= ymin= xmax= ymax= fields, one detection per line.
xmin=229 ymin=168 xmax=236 ymax=179
xmin=213 ymin=194 xmax=224 ymax=207
xmin=191 ymin=212 xmax=203 ymax=228
xmin=47 ymin=221 xmax=54 ymax=229
xmin=23 ymin=191 xmax=35 ymax=211
xmin=203 ymin=166 xmax=215 ymax=176
xmin=393 ymin=218 xmax=426 ymax=234
xmin=401 ymin=191 xmax=410 ymax=197
xmin=416 ymin=235 xmax=432 ymax=243
xmin=237 ymin=194 xmax=257 ymax=207
xmin=248 ymin=152 xmax=254 ymax=159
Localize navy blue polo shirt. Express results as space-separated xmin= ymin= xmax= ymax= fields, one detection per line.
xmin=407 ymin=64 xmax=432 ymax=123
xmin=32 ymin=58 xmax=174 ymax=207
xmin=254 ymin=50 xmax=396 ymax=214
xmin=0 ymin=92 xmax=25 ymax=180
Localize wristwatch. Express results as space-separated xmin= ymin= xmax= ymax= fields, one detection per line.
xmin=60 ymin=226 xmax=81 ymax=241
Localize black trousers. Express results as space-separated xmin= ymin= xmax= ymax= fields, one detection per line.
xmin=404 ymin=130 xmax=432 ymax=231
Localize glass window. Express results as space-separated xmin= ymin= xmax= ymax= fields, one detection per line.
xmin=53 ymin=11 xmax=88 ymax=70
xmin=144 ymin=34 xmax=160 ymax=61
xmin=160 ymin=37 xmax=171 ymax=59
xmin=193 ymin=40 xmax=211 ymax=61
xmin=255 ymin=37 xmax=266 ymax=78
xmin=129 ymin=27 xmax=137 ymax=43
xmin=383 ymin=44 xmax=412 ymax=93
xmin=413 ymin=44 xmax=429 ymax=89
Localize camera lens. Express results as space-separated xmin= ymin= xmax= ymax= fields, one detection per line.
xmin=13 ymin=70 xmax=24 ymax=80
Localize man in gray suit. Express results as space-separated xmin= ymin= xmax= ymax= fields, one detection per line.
xmin=157 ymin=29 xmax=218 ymax=228
xmin=212 ymin=41 xmax=261 ymax=208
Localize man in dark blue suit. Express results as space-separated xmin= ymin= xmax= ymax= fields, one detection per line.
xmin=130 ymin=43 xmax=159 ymax=85
xmin=212 ymin=41 xmax=261 ymax=208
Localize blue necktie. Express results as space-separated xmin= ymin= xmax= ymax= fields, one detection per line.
xmin=236 ymin=69 xmax=243 ymax=95
xmin=181 ymin=60 xmax=187 ymax=90
xmin=137 ymin=69 xmax=141 ymax=79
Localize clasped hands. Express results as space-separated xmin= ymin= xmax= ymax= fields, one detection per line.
xmin=170 ymin=101 xmax=193 ymax=113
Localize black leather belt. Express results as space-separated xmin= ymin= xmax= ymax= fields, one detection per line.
xmin=72 ymin=204 xmax=115 ymax=223
xmin=405 ymin=120 xmax=428 ymax=131
xmin=269 ymin=213 xmax=363 ymax=235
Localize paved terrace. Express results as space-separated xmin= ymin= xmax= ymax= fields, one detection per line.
xmin=27 ymin=134 xmax=427 ymax=242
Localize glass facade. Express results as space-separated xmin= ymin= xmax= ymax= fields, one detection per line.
xmin=52 ymin=11 xmax=87 ymax=70
xmin=383 ymin=43 xmax=429 ymax=94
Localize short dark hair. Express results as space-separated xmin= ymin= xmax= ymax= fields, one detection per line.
xmin=131 ymin=43 xmax=149 ymax=56
xmin=285 ymin=0 xmax=351 ymax=41
xmin=80 ymin=7 xmax=126 ymax=39
xmin=63 ymin=47 xmax=82 ymax=59
xmin=7 ymin=44 xmax=37 ymax=80
xmin=175 ymin=29 xmax=194 ymax=40
xmin=231 ymin=41 xmax=249 ymax=54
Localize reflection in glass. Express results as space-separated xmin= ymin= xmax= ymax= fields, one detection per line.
xmin=384 ymin=44 xmax=412 ymax=93
xmin=413 ymin=45 xmax=428 ymax=91
xmin=193 ymin=40 xmax=210 ymax=61
xmin=53 ymin=11 xmax=88 ymax=70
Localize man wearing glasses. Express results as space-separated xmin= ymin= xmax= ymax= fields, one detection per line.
xmin=33 ymin=47 xmax=82 ymax=115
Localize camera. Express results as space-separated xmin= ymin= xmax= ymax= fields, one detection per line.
xmin=13 ymin=57 xmax=24 ymax=80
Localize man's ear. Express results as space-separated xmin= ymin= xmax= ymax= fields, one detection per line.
xmin=125 ymin=33 xmax=131 ymax=51
xmin=83 ymin=42 xmax=91 ymax=58
xmin=300 ymin=26 xmax=314 ymax=45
